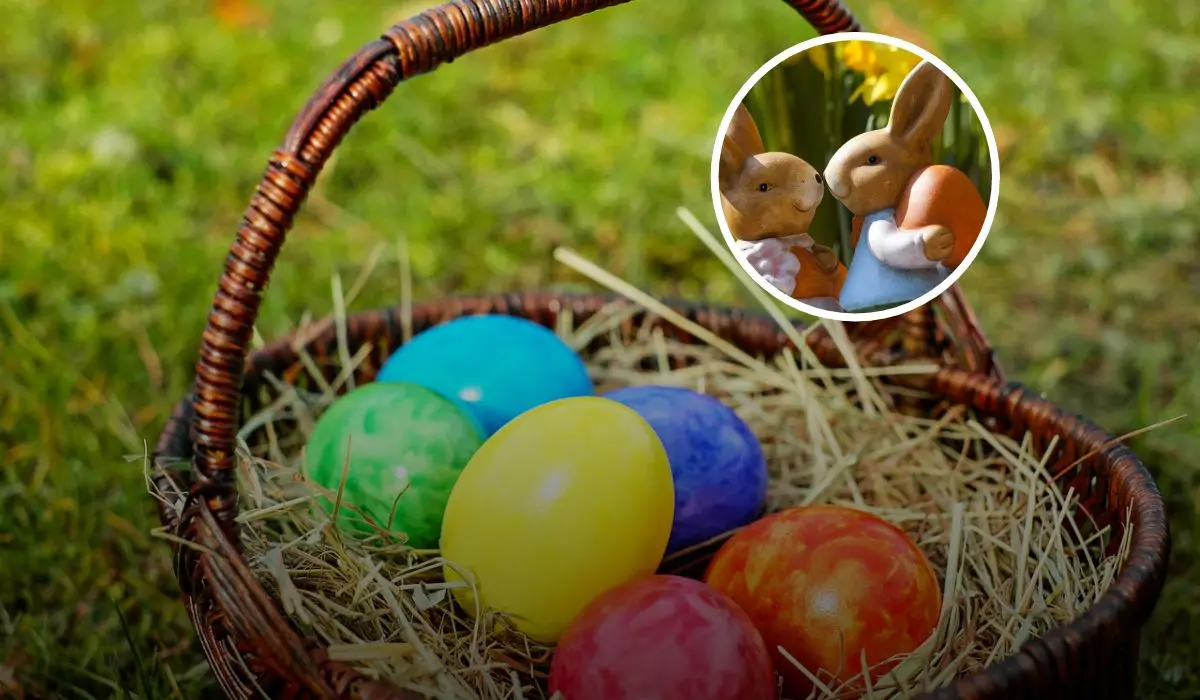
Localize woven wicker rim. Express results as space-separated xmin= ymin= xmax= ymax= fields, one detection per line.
xmin=149 ymin=1 xmax=1171 ymax=698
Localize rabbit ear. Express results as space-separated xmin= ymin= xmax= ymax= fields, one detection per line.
xmin=720 ymin=103 xmax=766 ymax=189
xmin=886 ymin=61 xmax=953 ymax=155
xmin=728 ymin=103 xmax=766 ymax=156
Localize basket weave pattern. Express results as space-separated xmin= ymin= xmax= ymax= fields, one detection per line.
xmin=151 ymin=2 xmax=1169 ymax=699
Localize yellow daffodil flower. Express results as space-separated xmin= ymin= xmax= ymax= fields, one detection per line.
xmin=839 ymin=41 xmax=922 ymax=106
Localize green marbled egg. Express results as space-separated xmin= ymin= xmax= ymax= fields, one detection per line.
xmin=303 ymin=381 xmax=485 ymax=548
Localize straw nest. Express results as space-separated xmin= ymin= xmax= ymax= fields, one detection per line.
xmin=150 ymin=209 xmax=1133 ymax=700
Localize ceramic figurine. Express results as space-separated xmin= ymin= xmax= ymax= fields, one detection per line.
xmin=823 ymin=60 xmax=987 ymax=313
xmin=720 ymin=103 xmax=848 ymax=313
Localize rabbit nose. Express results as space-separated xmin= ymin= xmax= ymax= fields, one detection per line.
xmin=823 ymin=170 xmax=847 ymax=199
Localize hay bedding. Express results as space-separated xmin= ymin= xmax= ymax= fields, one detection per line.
xmin=151 ymin=212 xmax=1132 ymax=700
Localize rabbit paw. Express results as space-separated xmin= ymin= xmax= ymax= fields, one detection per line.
xmin=812 ymin=245 xmax=840 ymax=274
xmin=921 ymin=226 xmax=954 ymax=262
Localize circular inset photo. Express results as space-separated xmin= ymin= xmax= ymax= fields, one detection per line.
xmin=712 ymin=33 xmax=999 ymax=321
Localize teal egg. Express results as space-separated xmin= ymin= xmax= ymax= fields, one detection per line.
xmin=376 ymin=315 xmax=594 ymax=436
xmin=303 ymin=382 xmax=485 ymax=548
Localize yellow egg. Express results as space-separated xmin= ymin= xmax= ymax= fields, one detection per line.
xmin=440 ymin=396 xmax=675 ymax=643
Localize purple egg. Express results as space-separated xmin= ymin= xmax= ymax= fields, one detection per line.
xmin=602 ymin=385 xmax=768 ymax=553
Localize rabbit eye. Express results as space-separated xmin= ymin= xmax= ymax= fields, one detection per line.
xmin=758 ymin=183 xmax=769 ymax=192
xmin=867 ymin=155 xmax=881 ymax=165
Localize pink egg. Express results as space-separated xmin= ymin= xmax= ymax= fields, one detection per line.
xmin=548 ymin=575 xmax=776 ymax=700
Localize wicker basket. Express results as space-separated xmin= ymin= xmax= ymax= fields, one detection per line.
xmin=151 ymin=1 xmax=1170 ymax=698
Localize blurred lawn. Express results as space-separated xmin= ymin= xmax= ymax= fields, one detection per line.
xmin=1 ymin=0 xmax=1197 ymax=697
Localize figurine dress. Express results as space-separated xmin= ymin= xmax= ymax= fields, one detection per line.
xmin=837 ymin=209 xmax=950 ymax=312
xmin=735 ymin=234 xmax=846 ymax=312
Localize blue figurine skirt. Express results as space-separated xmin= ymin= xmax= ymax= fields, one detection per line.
xmin=838 ymin=211 xmax=950 ymax=312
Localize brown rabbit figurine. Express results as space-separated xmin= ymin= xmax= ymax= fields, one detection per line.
xmin=720 ymin=103 xmax=848 ymax=311
xmin=823 ymin=60 xmax=987 ymax=312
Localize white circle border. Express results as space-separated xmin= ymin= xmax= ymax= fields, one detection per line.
xmin=710 ymin=32 xmax=1001 ymax=323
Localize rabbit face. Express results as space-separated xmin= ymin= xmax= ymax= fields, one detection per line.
xmin=823 ymin=131 xmax=922 ymax=216
xmin=823 ymin=60 xmax=953 ymax=217
xmin=723 ymin=153 xmax=825 ymax=242
xmin=719 ymin=103 xmax=825 ymax=242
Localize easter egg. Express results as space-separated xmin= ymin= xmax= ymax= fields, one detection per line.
xmin=376 ymin=315 xmax=593 ymax=436
xmin=603 ymin=385 xmax=768 ymax=553
xmin=704 ymin=505 xmax=941 ymax=696
xmin=303 ymin=382 xmax=485 ymax=548
xmin=548 ymin=575 xmax=776 ymax=700
xmin=440 ymin=396 xmax=674 ymax=643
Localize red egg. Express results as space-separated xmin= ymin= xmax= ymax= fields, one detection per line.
xmin=548 ymin=575 xmax=776 ymax=700
xmin=704 ymin=505 xmax=941 ymax=697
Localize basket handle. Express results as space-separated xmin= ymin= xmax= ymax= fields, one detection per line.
xmin=185 ymin=0 xmax=861 ymax=531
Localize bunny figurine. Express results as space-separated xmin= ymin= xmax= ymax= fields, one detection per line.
xmin=823 ymin=60 xmax=988 ymax=313
xmin=720 ymin=103 xmax=848 ymax=313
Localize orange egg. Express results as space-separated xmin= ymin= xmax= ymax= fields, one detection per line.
xmin=704 ymin=505 xmax=941 ymax=696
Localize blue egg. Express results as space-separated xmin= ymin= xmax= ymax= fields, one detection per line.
xmin=602 ymin=385 xmax=768 ymax=554
xmin=377 ymin=315 xmax=594 ymax=437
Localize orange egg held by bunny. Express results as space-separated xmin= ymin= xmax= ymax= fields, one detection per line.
xmin=848 ymin=163 xmax=985 ymax=271
xmin=789 ymin=244 xmax=849 ymax=302
xmin=894 ymin=164 xmax=986 ymax=270
xmin=705 ymin=505 xmax=942 ymax=697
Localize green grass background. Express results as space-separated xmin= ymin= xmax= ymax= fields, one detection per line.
xmin=1 ymin=0 xmax=1197 ymax=696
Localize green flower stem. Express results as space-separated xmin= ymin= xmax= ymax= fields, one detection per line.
xmin=831 ymin=60 xmax=852 ymax=262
